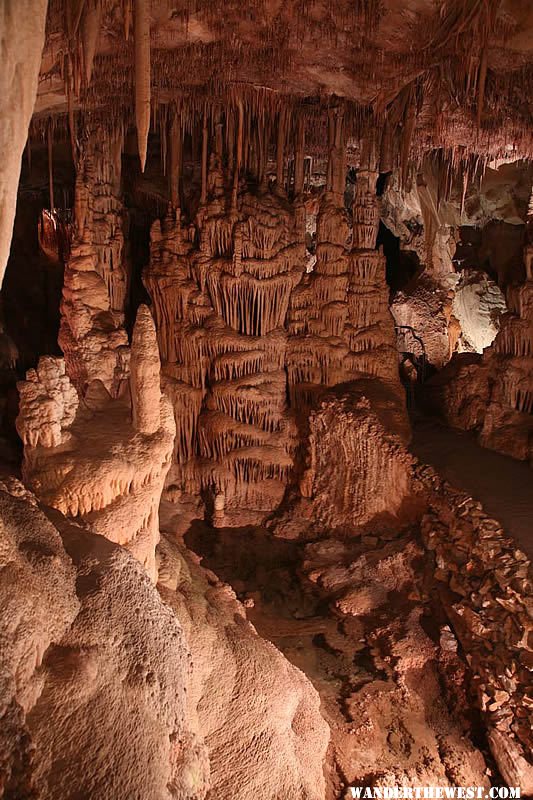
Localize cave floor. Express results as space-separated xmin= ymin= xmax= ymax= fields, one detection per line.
xmin=181 ymin=518 xmax=492 ymax=799
xmin=410 ymin=417 xmax=533 ymax=559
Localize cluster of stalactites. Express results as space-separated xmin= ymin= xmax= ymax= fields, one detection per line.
xmin=143 ymin=113 xmax=308 ymax=519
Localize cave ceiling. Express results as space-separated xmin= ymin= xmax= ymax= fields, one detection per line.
xmin=36 ymin=0 xmax=533 ymax=163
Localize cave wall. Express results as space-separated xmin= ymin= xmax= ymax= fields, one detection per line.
xmin=0 ymin=0 xmax=48 ymax=285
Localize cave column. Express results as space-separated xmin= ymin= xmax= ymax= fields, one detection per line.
xmin=0 ymin=0 xmax=48 ymax=286
xmin=59 ymin=123 xmax=130 ymax=396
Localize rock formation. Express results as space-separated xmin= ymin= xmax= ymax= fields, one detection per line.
xmin=145 ymin=149 xmax=303 ymax=523
xmin=157 ymin=521 xmax=329 ymax=800
xmin=427 ymin=226 xmax=533 ymax=462
xmin=452 ymin=270 xmax=506 ymax=353
xmin=0 ymin=478 xmax=205 ymax=800
xmin=59 ymin=125 xmax=129 ymax=396
xmin=391 ymin=275 xmax=460 ymax=370
xmin=288 ymin=125 xmax=401 ymax=411
xmin=0 ymin=0 xmax=48 ymax=283
xmin=17 ymin=305 xmax=174 ymax=580
xmin=1 ymin=2 xmax=533 ymax=799
xmin=299 ymin=381 xmax=412 ymax=532
xmin=415 ymin=464 xmax=533 ymax=793
xmin=143 ymin=110 xmax=403 ymax=525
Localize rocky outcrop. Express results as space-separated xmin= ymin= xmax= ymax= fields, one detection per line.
xmin=17 ymin=305 xmax=174 ymax=580
xmin=452 ymin=270 xmax=506 ymax=353
xmin=428 ymin=280 xmax=533 ymax=462
xmin=0 ymin=473 xmax=330 ymax=800
xmin=391 ymin=275 xmax=460 ymax=370
xmin=301 ymin=381 xmax=412 ymax=531
xmin=0 ymin=478 xmax=206 ymax=800
xmin=415 ymin=463 xmax=533 ymax=793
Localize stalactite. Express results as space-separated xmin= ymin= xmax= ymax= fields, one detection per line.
xmin=81 ymin=0 xmax=101 ymax=86
xmin=47 ymin=122 xmax=55 ymax=210
xmin=124 ymin=0 xmax=132 ymax=40
xmin=232 ymin=100 xmax=244 ymax=210
xmin=168 ymin=111 xmax=182 ymax=209
xmin=200 ymin=106 xmax=208 ymax=206
xmin=276 ymin=108 xmax=286 ymax=192
xmin=66 ymin=0 xmax=86 ymax=41
xmin=65 ymin=55 xmax=77 ymax=165
xmin=134 ymin=0 xmax=151 ymax=173
xmin=476 ymin=46 xmax=488 ymax=131
xmin=401 ymin=89 xmax=416 ymax=189
xmin=379 ymin=118 xmax=393 ymax=174
xmin=294 ymin=115 xmax=305 ymax=197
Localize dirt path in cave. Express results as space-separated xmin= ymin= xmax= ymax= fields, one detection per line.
xmin=184 ymin=521 xmax=493 ymax=800
xmin=411 ymin=417 xmax=533 ymax=558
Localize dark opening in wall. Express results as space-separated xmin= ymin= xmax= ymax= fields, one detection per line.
xmin=376 ymin=172 xmax=391 ymax=197
xmin=124 ymin=209 xmax=153 ymax=336
xmin=3 ymin=194 xmax=64 ymax=369
xmin=376 ymin=221 xmax=421 ymax=293
xmin=453 ymin=222 xmax=526 ymax=287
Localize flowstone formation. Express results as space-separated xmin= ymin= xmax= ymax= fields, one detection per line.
xmin=144 ymin=109 xmax=402 ymax=524
xmin=16 ymin=305 xmax=174 ymax=580
xmin=452 ymin=270 xmax=506 ymax=354
xmin=301 ymin=384 xmax=413 ymax=531
xmin=288 ymin=124 xmax=401 ymax=412
xmin=146 ymin=165 xmax=302 ymax=522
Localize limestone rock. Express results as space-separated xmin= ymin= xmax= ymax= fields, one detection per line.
xmin=0 ymin=481 xmax=207 ymax=800
xmin=17 ymin=307 xmax=175 ymax=581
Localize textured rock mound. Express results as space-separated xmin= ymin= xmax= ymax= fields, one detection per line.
xmin=391 ymin=275 xmax=460 ymax=370
xmin=0 ymin=479 xmax=206 ymax=800
xmin=157 ymin=522 xmax=330 ymax=800
xmin=302 ymin=381 xmax=412 ymax=532
xmin=0 ymin=480 xmax=330 ymax=800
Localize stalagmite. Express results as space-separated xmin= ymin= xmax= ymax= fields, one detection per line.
xmin=130 ymin=305 xmax=162 ymax=435
xmin=59 ymin=124 xmax=129 ymax=395
xmin=134 ymin=0 xmax=151 ymax=172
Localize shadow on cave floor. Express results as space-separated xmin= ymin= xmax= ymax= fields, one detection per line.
xmin=410 ymin=416 xmax=533 ymax=559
